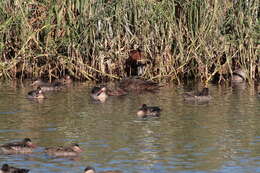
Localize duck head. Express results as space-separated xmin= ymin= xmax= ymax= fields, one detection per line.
xmin=36 ymin=87 xmax=45 ymax=99
xmin=136 ymin=104 xmax=148 ymax=117
xmin=71 ymin=143 xmax=83 ymax=153
xmin=91 ymin=86 xmax=108 ymax=102
xmin=61 ymin=75 xmax=72 ymax=84
xmin=23 ymin=138 xmax=37 ymax=148
xmin=84 ymin=166 xmax=96 ymax=173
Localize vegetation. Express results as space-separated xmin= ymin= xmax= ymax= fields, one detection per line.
xmin=0 ymin=0 xmax=259 ymax=84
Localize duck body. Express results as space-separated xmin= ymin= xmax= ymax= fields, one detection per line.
xmin=44 ymin=143 xmax=83 ymax=157
xmin=136 ymin=104 xmax=161 ymax=118
xmin=118 ymin=78 xmax=161 ymax=92
xmin=27 ymin=87 xmax=45 ymax=99
xmin=183 ymin=88 xmax=212 ymax=102
xmin=31 ymin=79 xmax=64 ymax=91
xmin=0 ymin=164 xmax=29 ymax=173
xmin=0 ymin=138 xmax=36 ymax=154
xmin=107 ymin=87 xmax=128 ymax=96
xmin=84 ymin=166 xmax=122 ymax=173
xmin=91 ymin=86 xmax=108 ymax=102
xmin=231 ymin=69 xmax=246 ymax=83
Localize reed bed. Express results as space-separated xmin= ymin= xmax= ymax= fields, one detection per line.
xmin=0 ymin=0 xmax=258 ymax=84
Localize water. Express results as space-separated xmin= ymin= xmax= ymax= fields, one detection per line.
xmin=0 ymin=81 xmax=259 ymax=173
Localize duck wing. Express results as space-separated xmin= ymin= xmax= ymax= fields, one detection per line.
xmin=149 ymin=106 xmax=161 ymax=112
xmin=1 ymin=141 xmax=26 ymax=148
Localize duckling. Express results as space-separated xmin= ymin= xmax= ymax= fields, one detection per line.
xmin=136 ymin=104 xmax=161 ymax=118
xmin=0 ymin=138 xmax=37 ymax=154
xmin=118 ymin=78 xmax=161 ymax=92
xmin=31 ymin=79 xmax=64 ymax=91
xmin=44 ymin=143 xmax=83 ymax=157
xmin=91 ymin=86 xmax=108 ymax=102
xmin=27 ymin=87 xmax=45 ymax=99
xmin=84 ymin=166 xmax=122 ymax=173
xmin=231 ymin=69 xmax=246 ymax=83
xmin=0 ymin=164 xmax=30 ymax=173
xmin=183 ymin=87 xmax=212 ymax=102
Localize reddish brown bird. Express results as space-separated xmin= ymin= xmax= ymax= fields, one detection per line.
xmin=125 ymin=49 xmax=148 ymax=76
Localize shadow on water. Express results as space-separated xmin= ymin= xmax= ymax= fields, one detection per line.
xmin=0 ymin=81 xmax=259 ymax=173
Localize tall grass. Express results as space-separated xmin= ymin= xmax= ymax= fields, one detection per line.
xmin=0 ymin=0 xmax=258 ymax=84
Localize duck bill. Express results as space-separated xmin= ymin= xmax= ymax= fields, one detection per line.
xmin=76 ymin=147 xmax=84 ymax=152
xmin=97 ymin=88 xmax=106 ymax=96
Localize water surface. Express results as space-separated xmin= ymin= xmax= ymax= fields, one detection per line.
xmin=0 ymin=81 xmax=259 ymax=173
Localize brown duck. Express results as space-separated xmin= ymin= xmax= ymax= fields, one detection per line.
xmin=183 ymin=87 xmax=212 ymax=102
xmin=0 ymin=138 xmax=37 ymax=154
xmin=44 ymin=143 xmax=83 ymax=157
xmin=31 ymin=79 xmax=64 ymax=91
xmin=136 ymin=104 xmax=161 ymax=118
xmin=118 ymin=78 xmax=161 ymax=92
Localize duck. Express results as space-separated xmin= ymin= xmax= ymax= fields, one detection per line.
xmin=0 ymin=138 xmax=37 ymax=154
xmin=136 ymin=104 xmax=161 ymax=118
xmin=31 ymin=79 xmax=64 ymax=91
xmin=84 ymin=166 xmax=122 ymax=173
xmin=44 ymin=143 xmax=83 ymax=157
xmin=118 ymin=78 xmax=161 ymax=92
xmin=0 ymin=164 xmax=29 ymax=173
xmin=27 ymin=87 xmax=45 ymax=99
xmin=91 ymin=86 xmax=108 ymax=102
xmin=231 ymin=69 xmax=246 ymax=83
xmin=183 ymin=87 xmax=212 ymax=102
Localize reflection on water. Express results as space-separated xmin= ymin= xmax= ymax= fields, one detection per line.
xmin=0 ymin=81 xmax=259 ymax=173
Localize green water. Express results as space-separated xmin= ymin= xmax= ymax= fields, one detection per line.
xmin=0 ymin=81 xmax=259 ymax=173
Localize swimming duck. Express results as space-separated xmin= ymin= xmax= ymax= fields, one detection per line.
xmin=84 ymin=166 xmax=122 ymax=173
xmin=44 ymin=143 xmax=83 ymax=157
xmin=0 ymin=164 xmax=30 ymax=173
xmin=118 ymin=78 xmax=161 ymax=91
xmin=0 ymin=138 xmax=37 ymax=154
xmin=27 ymin=87 xmax=45 ymax=99
xmin=231 ymin=69 xmax=246 ymax=83
xmin=183 ymin=87 xmax=212 ymax=102
xmin=136 ymin=104 xmax=161 ymax=118
xmin=31 ymin=79 xmax=64 ymax=91
xmin=91 ymin=86 xmax=108 ymax=102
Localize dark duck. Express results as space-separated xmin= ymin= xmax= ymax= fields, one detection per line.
xmin=183 ymin=87 xmax=212 ymax=102
xmin=136 ymin=104 xmax=162 ymax=118
xmin=0 ymin=164 xmax=29 ymax=173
